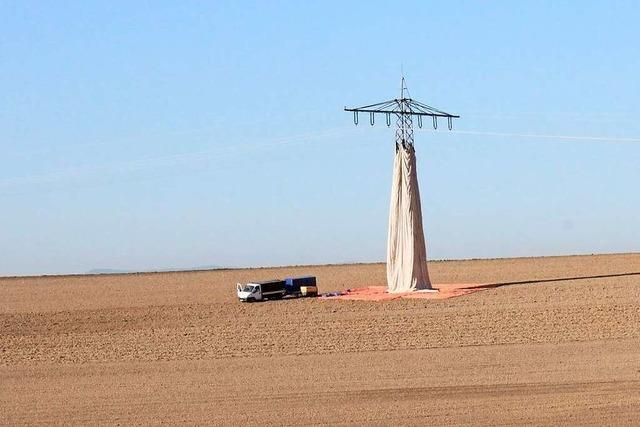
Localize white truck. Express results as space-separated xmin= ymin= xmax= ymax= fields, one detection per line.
xmin=236 ymin=276 xmax=318 ymax=302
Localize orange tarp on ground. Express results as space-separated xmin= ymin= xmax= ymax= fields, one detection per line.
xmin=320 ymin=283 xmax=489 ymax=301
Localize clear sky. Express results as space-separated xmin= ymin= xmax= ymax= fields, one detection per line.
xmin=1 ymin=1 xmax=639 ymax=276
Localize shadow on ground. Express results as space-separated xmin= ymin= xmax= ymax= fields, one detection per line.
xmin=471 ymin=272 xmax=640 ymax=290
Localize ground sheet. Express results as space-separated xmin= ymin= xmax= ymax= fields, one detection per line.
xmin=321 ymin=283 xmax=488 ymax=301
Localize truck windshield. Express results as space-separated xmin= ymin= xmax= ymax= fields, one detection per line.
xmin=241 ymin=285 xmax=258 ymax=293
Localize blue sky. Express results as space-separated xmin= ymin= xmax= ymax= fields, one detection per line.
xmin=1 ymin=1 xmax=639 ymax=275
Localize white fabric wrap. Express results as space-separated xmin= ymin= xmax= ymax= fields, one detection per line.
xmin=386 ymin=144 xmax=431 ymax=293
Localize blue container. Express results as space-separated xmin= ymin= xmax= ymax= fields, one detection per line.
xmin=284 ymin=276 xmax=317 ymax=292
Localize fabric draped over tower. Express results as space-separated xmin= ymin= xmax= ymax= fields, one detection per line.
xmin=386 ymin=143 xmax=431 ymax=293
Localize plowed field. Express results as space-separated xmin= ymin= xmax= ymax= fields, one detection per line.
xmin=2 ymin=253 xmax=640 ymax=425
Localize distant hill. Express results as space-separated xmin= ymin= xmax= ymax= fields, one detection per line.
xmin=87 ymin=265 xmax=222 ymax=275
xmin=87 ymin=268 xmax=131 ymax=274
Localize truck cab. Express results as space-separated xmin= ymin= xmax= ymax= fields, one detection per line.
xmin=236 ymin=280 xmax=287 ymax=302
xmin=236 ymin=283 xmax=261 ymax=301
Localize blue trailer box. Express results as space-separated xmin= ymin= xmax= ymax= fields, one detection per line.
xmin=284 ymin=276 xmax=317 ymax=292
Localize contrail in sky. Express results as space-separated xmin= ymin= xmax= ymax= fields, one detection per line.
xmin=3 ymin=126 xmax=640 ymax=194
xmin=453 ymin=130 xmax=640 ymax=142
xmin=0 ymin=127 xmax=353 ymax=191
xmin=414 ymin=128 xmax=640 ymax=143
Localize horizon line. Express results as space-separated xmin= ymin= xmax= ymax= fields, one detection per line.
xmin=1 ymin=251 xmax=638 ymax=281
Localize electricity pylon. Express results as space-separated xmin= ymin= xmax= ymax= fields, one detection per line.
xmin=345 ymin=77 xmax=460 ymax=148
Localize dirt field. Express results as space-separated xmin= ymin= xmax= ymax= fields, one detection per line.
xmin=2 ymin=253 xmax=640 ymax=425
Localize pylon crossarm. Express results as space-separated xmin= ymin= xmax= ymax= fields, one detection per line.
xmin=345 ymin=99 xmax=398 ymax=111
xmin=345 ymin=79 xmax=460 ymax=130
xmin=344 ymin=107 xmax=457 ymax=118
xmin=345 ymin=99 xmax=458 ymax=124
xmin=409 ymin=100 xmax=458 ymax=118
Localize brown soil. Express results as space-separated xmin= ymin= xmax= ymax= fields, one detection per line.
xmin=2 ymin=253 xmax=640 ymax=425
